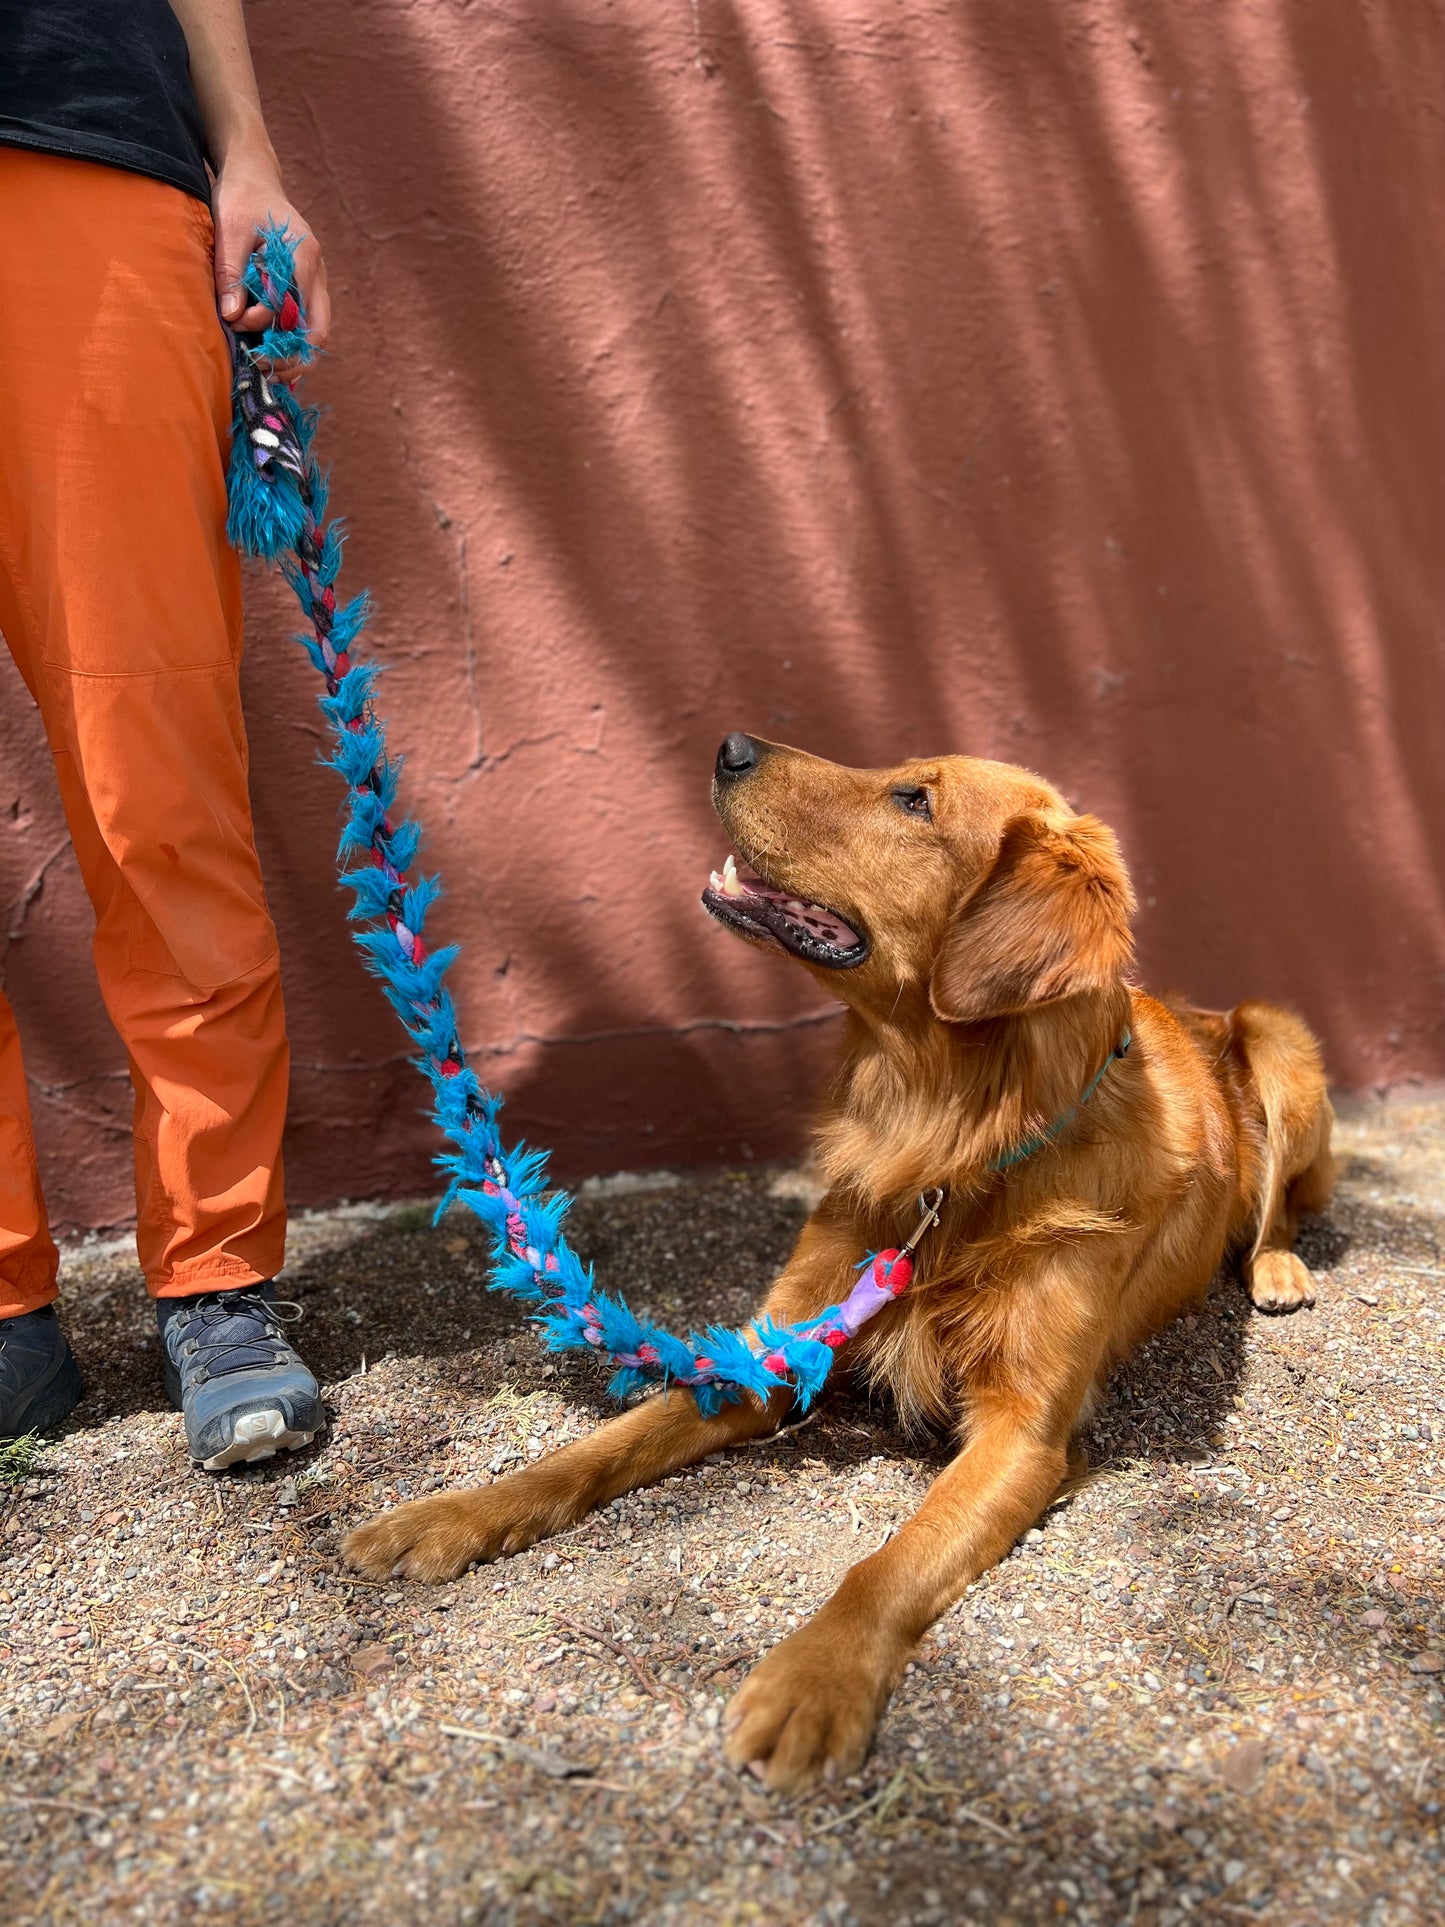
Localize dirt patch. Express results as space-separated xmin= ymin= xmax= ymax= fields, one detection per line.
xmin=2 ymin=1099 xmax=1442 ymax=1925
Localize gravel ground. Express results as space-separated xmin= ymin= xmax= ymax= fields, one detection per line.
xmin=2 ymin=1093 xmax=1442 ymax=1927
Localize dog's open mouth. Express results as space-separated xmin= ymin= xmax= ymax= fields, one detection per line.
xmin=701 ymin=853 xmax=869 ymax=968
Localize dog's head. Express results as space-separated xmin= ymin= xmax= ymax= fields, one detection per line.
xmin=702 ymin=734 xmax=1135 ymax=1023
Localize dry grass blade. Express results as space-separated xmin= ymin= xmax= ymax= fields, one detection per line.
xmin=437 ymin=1723 xmax=595 ymax=1779
xmin=1 ymin=1795 xmax=113 ymax=1820
xmin=695 ymin=1649 xmax=754 ymax=1683
xmin=809 ymin=1767 xmax=908 ymax=1837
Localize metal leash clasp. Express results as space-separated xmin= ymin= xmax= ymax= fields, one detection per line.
xmin=899 ymin=1186 xmax=946 ymax=1258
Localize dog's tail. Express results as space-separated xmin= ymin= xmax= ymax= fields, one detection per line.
xmin=1227 ymin=1001 xmax=1334 ymax=1258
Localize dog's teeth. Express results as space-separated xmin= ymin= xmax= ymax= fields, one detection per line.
xmin=709 ymin=870 xmax=724 ymax=892
xmin=721 ymin=854 xmax=745 ymax=897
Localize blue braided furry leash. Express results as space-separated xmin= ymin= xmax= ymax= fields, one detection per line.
xmin=224 ymin=223 xmax=961 ymax=1416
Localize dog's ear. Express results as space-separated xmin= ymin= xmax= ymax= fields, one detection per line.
xmin=929 ymin=811 xmax=1135 ymax=1023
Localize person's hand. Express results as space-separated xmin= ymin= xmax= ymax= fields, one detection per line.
xmin=211 ymin=150 xmax=330 ymax=381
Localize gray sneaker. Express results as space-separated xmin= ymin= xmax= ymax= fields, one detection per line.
xmin=0 ymin=1305 xmax=82 ymax=1438
xmin=157 ymin=1285 xmax=324 ymax=1471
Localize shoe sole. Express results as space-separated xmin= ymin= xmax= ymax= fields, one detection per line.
xmin=199 ymin=1407 xmax=318 ymax=1473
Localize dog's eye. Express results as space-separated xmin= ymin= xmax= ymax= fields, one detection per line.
xmin=893 ymin=786 xmax=932 ymax=821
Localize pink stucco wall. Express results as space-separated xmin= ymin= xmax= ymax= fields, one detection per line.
xmin=3 ymin=3 xmax=1443 ymax=1231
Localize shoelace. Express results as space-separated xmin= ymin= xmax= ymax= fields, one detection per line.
xmin=171 ymin=1292 xmax=304 ymax=1381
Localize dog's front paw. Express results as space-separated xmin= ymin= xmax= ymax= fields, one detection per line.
xmin=341 ymin=1477 xmax=562 ymax=1583
xmin=1247 ymin=1250 xmax=1316 ymax=1314
xmin=722 ymin=1623 xmax=893 ymax=1793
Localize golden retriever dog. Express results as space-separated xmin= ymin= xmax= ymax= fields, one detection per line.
xmin=344 ymin=735 xmax=1334 ymax=1791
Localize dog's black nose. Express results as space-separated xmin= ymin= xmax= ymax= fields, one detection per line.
xmin=716 ymin=732 xmax=760 ymax=781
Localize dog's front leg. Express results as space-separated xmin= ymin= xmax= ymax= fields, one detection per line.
xmin=342 ymin=1208 xmax=859 ymax=1583
xmin=724 ymin=1377 xmax=1098 ymax=1793
xmin=343 ymin=1380 xmax=787 ymax=1582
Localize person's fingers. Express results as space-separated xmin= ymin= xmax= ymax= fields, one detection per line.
xmin=293 ymin=233 xmax=331 ymax=351
xmin=231 ymin=299 xmax=277 ymax=336
xmin=305 ymin=279 xmax=332 ymax=353
xmin=216 ymin=207 xmax=329 ymax=369
xmin=215 ymin=214 xmax=259 ymax=324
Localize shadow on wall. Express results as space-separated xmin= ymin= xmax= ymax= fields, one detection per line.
xmin=2 ymin=2 xmax=1443 ymax=1227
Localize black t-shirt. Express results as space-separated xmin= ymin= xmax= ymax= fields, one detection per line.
xmin=0 ymin=0 xmax=209 ymax=203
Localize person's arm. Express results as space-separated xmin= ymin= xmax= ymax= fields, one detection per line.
xmin=168 ymin=0 xmax=331 ymax=364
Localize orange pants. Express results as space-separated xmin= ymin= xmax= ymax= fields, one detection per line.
xmin=0 ymin=149 xmax=289 ymax=1318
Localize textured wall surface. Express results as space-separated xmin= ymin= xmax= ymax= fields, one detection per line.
xmin=3 ymin=1 xmax=1443 ymax=1231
